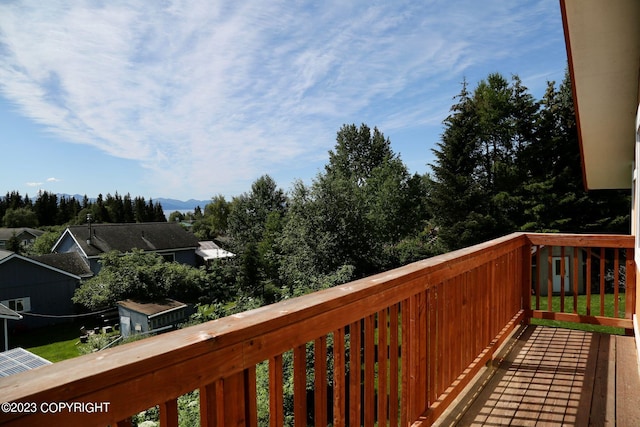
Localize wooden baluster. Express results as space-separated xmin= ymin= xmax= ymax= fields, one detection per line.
xmin=200 ymin=380 xmax=224 ymax=427
xmin=333 ymin=328 xmax=346 ymax=427
xmin=364 ymin=314 xmax=375 ymax=426
xmin=293 ymin=345 xmax=307 ymax=427
xmin=377 ymin=308 xmax=388 ymax=426
xmin=400 ymin=297 xmax=411 ymax=427
xmin=614 ymin=248 xmax=620 ymax=317
xmin=600 ymin=247 xmax=606 ymax=316
xmin=159 ymin=398 xmax=178 ymax=427
xmin=270 ymin=354 xmax=284 ymax=427
xmin=200 ymin=370 xmax=254 ymax=427
xmin=625 ymin=248 xmax=636 ymax=335
xmin=427 ymin=287 xmax=437 ymax=408
xmin=625 ymin=248 xmax=636 ymax=318
xmin=349 ymin=320 xmax=362 ymax=427
xmin=586 ymin=248 xmax=592 ymax=316
xmin=573 ymin=247 xmax=579 ymax=314
xmin=314 ymin=336 xmax=328 ymax=427
xmin=560 ymin=246 xmax=566 ymax=313
xmin=547 ymin=245 xmax=553 ymax=311
xmin=536 ymin=246 xmax=541 ymax=310
xmin=389 ymin=303 xmax=399 ymax=427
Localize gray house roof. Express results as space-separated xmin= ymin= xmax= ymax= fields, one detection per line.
xmin=31 ymin=252 xmax=93 ymax=278
xmin=0 ymin=250 xmax=12 ymax=261
xmin=118 ymin=298 xmax=186 ymax=317
xmin=0 ymin=252 xmax=82 ymax=281
xmin=0 ymin=228 xmax=44 ymax=242
xmin=53 ymin=222 xmax=200 ymax=258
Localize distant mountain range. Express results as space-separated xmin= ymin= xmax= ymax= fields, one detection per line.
xmin=57 ymin=194 xmax=209 ymax=213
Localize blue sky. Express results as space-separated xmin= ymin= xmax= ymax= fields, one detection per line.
xmin=0 ymin=0 xmax=567 ymax=201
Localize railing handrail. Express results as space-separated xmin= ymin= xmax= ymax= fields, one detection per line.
xmin=0 ymin=232 xmax=529 ymax=425
xmin=0 ymin=232 xmax=634 ymax=426
xmin=524 ymin=232 xmax=634 ymax=248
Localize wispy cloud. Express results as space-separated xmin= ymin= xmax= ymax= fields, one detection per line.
xmin=0 ymin=0 xmax=562 ymax=197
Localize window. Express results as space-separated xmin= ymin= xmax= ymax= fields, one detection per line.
xmin=1 ymin=297 xmax=31 ymax=312
xmin=161 ymin=253 xmax=175 ymax=262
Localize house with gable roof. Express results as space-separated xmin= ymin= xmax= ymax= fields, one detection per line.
xmin=0 ymin=228 xmax=44 ymax=250
xmin=0 ymin=250 xmax=89 ymax=331
xmin=51 ymin=222 xmax=201 ymax=274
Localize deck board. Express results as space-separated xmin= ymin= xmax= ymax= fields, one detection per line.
xmin=434 ymin=325 xmax=640 ymax=426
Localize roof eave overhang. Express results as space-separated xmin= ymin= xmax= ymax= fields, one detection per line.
xmin=561 ymin=0 xmax=640 ymax=190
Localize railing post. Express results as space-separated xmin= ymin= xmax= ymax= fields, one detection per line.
xmin=159 ymin=398 xmax=178 ymax=427
xmin=522 ymin=241 xmax=532 ymax=324
xmin=200 ymin=368 xmax=256 ymax=427
xmin=625 ymin=248 xmax=636 ymax=336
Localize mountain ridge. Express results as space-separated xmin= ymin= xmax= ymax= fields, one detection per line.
xmin=55 ymin=194 xmax=209 ymax=212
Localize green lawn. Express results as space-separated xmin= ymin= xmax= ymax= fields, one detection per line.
xmin=9 ymin=321 xmax=88 ymax=362
xmin=530 ymin=293 xmax=627 ymax=335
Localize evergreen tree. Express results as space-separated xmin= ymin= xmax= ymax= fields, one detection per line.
xmin=430 ymin=74 xmax=539 ymax=250
xmin=429 ymin=79 xmax=488 ymax=250
xmin=523 ymin=71 xmax=630 ymax=233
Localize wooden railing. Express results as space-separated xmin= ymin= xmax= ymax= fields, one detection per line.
xmin=0 ymin=233 xmax=635 ymax=427
xmin=527 ymin=233 xmax=635 ymax=331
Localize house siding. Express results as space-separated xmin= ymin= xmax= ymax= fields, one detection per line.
xmin=534 ymin=246 xmax=586 ymax=297
xmin=0 ymin=257 xmax=79 ymax=330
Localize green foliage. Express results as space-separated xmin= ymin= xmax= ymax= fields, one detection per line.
xmin=5 ymin=232 xmax=22 ymax=253
xmin=429 ymin=71 xmax=630 ymax=251
xmin=279 ymin=124 xmax=431 ymax=288
xmin=3 ymin=207 xmax=38 ymax=227
xmin=77 ymin=333 xmax=119 ymax=355
xmin=192 ymin=194 xmax=230 ymax=239
xmin=29 ymin=226 xmax=64 ymax=255
xmin=72 ymin=250 xmax=217 ymax=310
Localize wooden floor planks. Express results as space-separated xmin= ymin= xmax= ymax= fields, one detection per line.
xmin=434 ymin=325 xmax=640 ymax=426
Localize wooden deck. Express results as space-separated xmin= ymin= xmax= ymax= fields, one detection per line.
xmin=435 ymin=325 xmax=640 ymax=426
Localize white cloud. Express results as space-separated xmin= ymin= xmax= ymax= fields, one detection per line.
xmin=26 ymin=182 xmax=42 ymax=187
xmin=46 ymin=177 xmax=61 ymax=183
xmin=0 ymin=0 xmax=563 ymax=197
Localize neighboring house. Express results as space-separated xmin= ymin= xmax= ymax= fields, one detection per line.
xmin=0 ymin=228 xmax=44 ymax=250
xmin=0 ymin=250 xmax=84 ymax=330
xmin=117 ymin=298 xmax=187 ymax=338
xmin=51 ymin=222 xmax=200 ymax=274
xmin=532 ymin=246 xmax=588 ymax=296
xmin=196 ymin=241 xmax=235 ymax=268
xmin=561 ymin=0 xmax=640 ymax=359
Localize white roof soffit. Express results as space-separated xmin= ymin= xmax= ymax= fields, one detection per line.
xmin=562 ymin=0 xmax=640 ymax=189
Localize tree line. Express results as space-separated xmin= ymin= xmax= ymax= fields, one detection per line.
xmin=0 ymin=191 xmax=166 ymax=227
xmin=176 ymin=71 xmax=628 ymax=307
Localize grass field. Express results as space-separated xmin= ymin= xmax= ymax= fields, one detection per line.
xmin=530 ymin=293 xmax=627 ymax=335
xmin=9 ymin=321 xmax=87 ymax=362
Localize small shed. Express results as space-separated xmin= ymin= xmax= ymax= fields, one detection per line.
xmin=117 ymin=299 xmax=187 ymax=338
xmin=533 ymin=246 xmax=586 ymax=296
